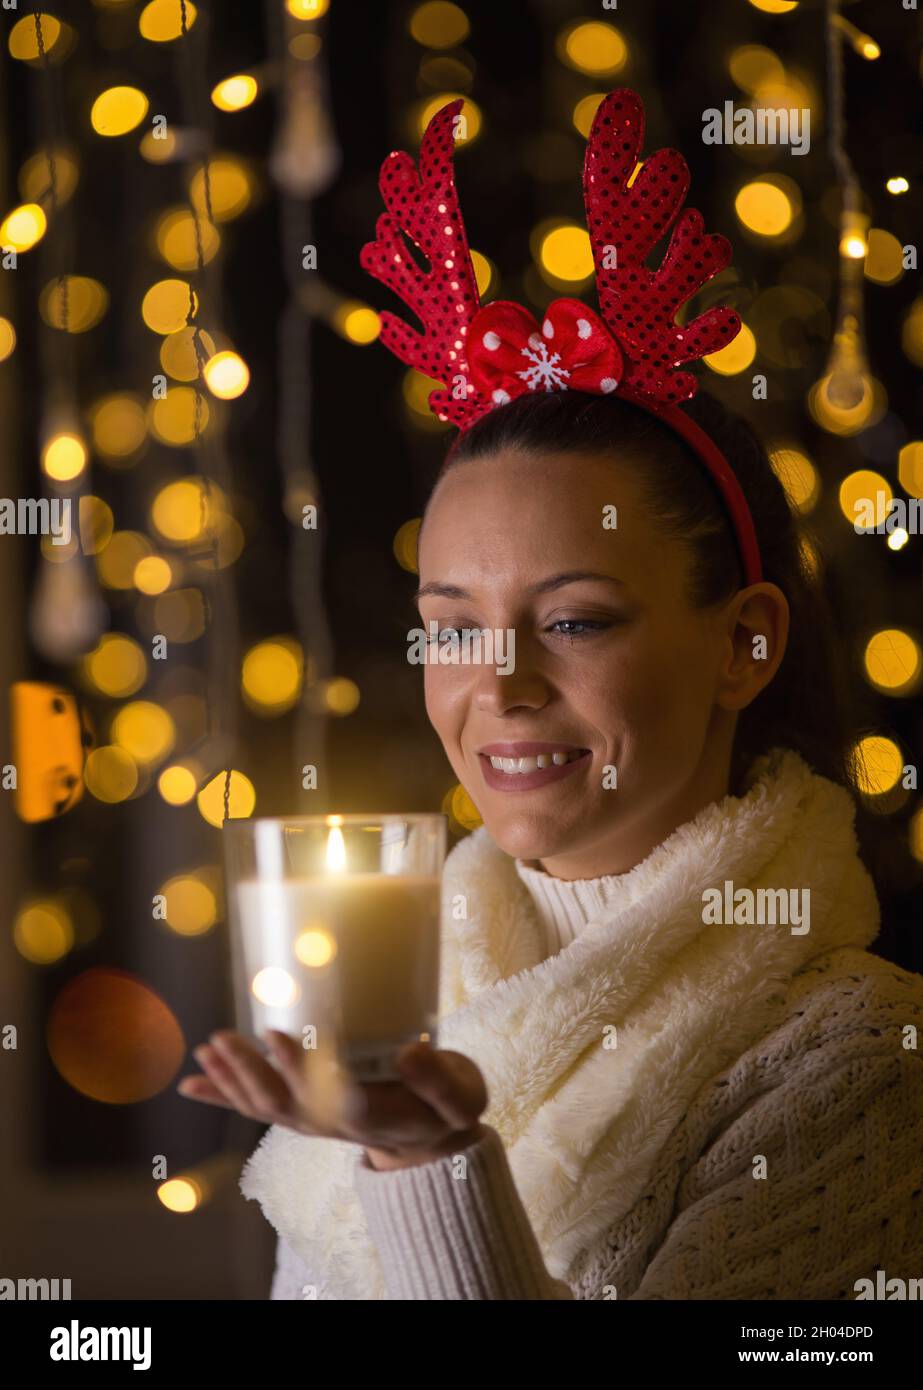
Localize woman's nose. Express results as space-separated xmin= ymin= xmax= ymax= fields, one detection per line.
xmin=471 ymin=631 xmax=551 ymax=713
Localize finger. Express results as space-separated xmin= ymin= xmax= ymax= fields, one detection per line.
xmin=393 ymin=1045 xmax=488 ymax=1131
xmin=344 ymin=1079 xmax=449 ymax=1150
xmin=177 ymin=1075 xmax=237 ymax=1109
xmin=209 ymin=1031 xmax=293 ymax=1119
xmin=194 ymin=1044 xmax=264 ymax=1120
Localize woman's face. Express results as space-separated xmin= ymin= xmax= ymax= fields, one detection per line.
xmin=416 ymin=446 xmax=781 ymax=878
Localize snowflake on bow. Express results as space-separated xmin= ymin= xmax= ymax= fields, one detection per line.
xmin=517 ymin=338 xmax=571 ymax=392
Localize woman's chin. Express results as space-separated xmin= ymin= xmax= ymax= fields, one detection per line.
xmin=479 ymin=813 xmax=579 ymax=864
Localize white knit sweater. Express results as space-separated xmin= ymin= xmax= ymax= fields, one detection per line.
xmin=241 ymin=752 xmax=923 ymax=1299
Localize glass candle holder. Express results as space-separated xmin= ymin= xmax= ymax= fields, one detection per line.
xmin=223 ymin=814 xmax=446 ymax=1084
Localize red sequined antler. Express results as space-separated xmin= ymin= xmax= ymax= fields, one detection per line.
xmin=583 ymin=89 xmax=741 ymax=404
xmin=359 ymin=99 xmax=483 ymax=427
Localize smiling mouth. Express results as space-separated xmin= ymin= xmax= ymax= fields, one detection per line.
xmin=483 ymin=748 xmax=588 ymax=774
xmin=476 ymin=746 xmax=592 ymax=792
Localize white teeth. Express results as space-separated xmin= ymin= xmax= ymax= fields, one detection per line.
xmin=487 ymin=750 xmax=584 ymax=774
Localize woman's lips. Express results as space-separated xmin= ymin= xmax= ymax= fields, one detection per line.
xmin=478 ymin=748 xmax=592 ymax=793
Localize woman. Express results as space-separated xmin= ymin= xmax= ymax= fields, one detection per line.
xmin=178 ymin=90 xmax=923 ymax=1299
xmin=179 ymin=387 xmax=923 ymax=1300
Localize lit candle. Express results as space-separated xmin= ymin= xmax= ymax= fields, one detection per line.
xmin=233 ymin=819 xmax=441 ymax=1081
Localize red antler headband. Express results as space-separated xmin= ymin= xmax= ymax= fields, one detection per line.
xmin=360 ymin=88 xmax=763 ymax=587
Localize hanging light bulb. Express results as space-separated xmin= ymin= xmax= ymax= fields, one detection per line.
xmin=29 ymin=544 xmax=109 ymax=663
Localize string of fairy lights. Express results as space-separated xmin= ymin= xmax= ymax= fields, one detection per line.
xmin=1 ymin=0 xmax=922 ymax=1162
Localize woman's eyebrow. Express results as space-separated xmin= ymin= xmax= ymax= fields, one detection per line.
xmin=414 ymin=571 xmax=626 ymax=601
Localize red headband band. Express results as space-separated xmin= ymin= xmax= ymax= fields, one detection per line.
xmin=360 ymin=88 xmax=763 ymax=587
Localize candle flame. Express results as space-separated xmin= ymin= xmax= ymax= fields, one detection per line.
xmin=325 ymin=825 xmax=347 ymax=873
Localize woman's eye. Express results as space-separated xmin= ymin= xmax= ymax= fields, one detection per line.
xmin=548 ymin=619 xmax=611 ymax=639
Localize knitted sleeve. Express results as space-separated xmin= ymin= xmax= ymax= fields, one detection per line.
xmin=352 ymin=1123 xmax=573 ymax=1300
xmin=629 ymin=1050 xmax=923 ymax=1300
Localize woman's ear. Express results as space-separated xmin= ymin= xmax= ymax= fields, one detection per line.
xmin=715 ymin=582 xmax=790 ymax=712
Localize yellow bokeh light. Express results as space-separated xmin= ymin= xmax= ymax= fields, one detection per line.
xmin=241 ymin=639 xmax=303 ymax=715
xmin=851 ymin=735 xmax=903 ymax=797
xmin=0 ymin=203 xmax=47 ymax=252
xmin=140 ymin=127 xmax=178 ymax=163
xmin=838 ymin=470 xmax=892 ymax=525
xmin=8 ymin=13 xmax=62 ymax=61
xmin=91 ymin=391 xmax=148 ymax=461
xmin=83 ymin=634 xmax=147 ymax=697
xmin=769 ymin=447 xmax=820 ymax=514
xmin=19 ymin=148 xmax=79 ymax=206
xmin=85 ymin=745 xmax=139 ymax=802
xmin=203 ymin=350 xmax=250 ymax=399
xmin=91 ymin=86 xmax=149 ymax=137
xmin=139 ymin=0 xmax=196 ymax=42
xmin=112 ymin=701 xmax=175 ymax=764
xmin=149 ymin=387 xmax=210 ymax=446
xmin=40 ymin=276 xmax=109 ymax=333
xmin=142 ymin=279 xmax=195 ymax=335
xmin=286 ymin=0 xmax=329 ymax=17
xmin=252 ymin=966 xmax=299 ymax=1008
xmin=558 ymin=22 xmax=627 ymax=76
xmin=704 ymin=322 xmax=756 ymax=376
xmin=190 ymin=158 xmax=252 ymax=222
xmin=409 ymin=1 xmax=469 ymax=47
xmin=323 ymin=677 xmax=360 ymax=716
xmin=211 ymin=75 xmax=259 ymax=112
xmin=810 ymin=371 xmax=880 ymax=437
xmin=910 ymin=807 xmax=923 ymax=864
xmin=416 ymin=94 xmax=481 ymax=145
xmin=902 ymin=300 xmax=923 ymax=368
xmin=748 ymin=0 xmax=798 ymax=11
xmin=0 ymin=317 xmax=17 ymax=362
xmin=864 ymin=229 xmax=904 ymax=286
xmin=42 ymin=433 xmax=87 ymax=482
xmin=134 ymin=555 xmax=173 ymax=594
xmin=728 ymin=45 xmax=785 ymax=94
xmin=469 ymin=249 xmax=494 ymax=299
xmin=887 ymin=528 xmax=909 ymax=552
xmin=197 ymin=770 xmax=255 ymax=828
xmin=155 ymin=208 xmax=220 ymax=271
xmin=402 ymin=371 xmax=449 ymax=431
xmin=97 ymin=531 xmax=153 ymax=589
xmin=295 ymin=928 xmax=336 ymax=968
xmin=897 ymin=441 xmax=923 ymax=499
xmin=734 ymin=181 xmax=793 ymax=237
xmin=393 ymin=518 xmax=421 ymax=574
xmin=840 ymin=233 xmax=868 ymax=260
xmin=863 ymin=630 xmax=921 ymax=696
xmin=14 ymin=899 xmax=73 ymax=964
xmin=159 ymin=874 xmax=216 ymax=935
xmin=333 ymin=302 xmax=381 ymax=345
xmin=158 ymin=764 xmax=198 ymax=805
xmin=572 ymin=93 xmax=606 ymax=139
xmin=79 ymin=496 xmax=115 ymax=555
xmin=538 ymin=224 xmax=594 ymax=283
xmin=160 ymin=326 xmax=215 ymax=382
xmin=443 ymin=781 xmax=482 ymax=832
xmin=157 ymin=1179 xmax=201 ymax=1213
xmin=151 ymin=478 xmax=213 ymax=543
xmin=886 ymin=177 xmax=909 ymax=196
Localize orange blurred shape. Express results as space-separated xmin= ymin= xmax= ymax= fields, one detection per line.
xmin=47 ymin=968 xmax=186 ymax=1103
xmin=10 ymin=681 xmax=92 ymax=822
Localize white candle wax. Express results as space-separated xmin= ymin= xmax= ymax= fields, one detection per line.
xmin=234 ymin=873 xmax=441 ymax=1071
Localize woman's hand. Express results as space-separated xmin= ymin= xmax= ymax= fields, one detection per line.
xmin=177 ymin=1030 xmax=489 ymax=1171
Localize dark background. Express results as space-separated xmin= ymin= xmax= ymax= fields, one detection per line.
xmin=0 ymin=0 xmax=921 ymax=1296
